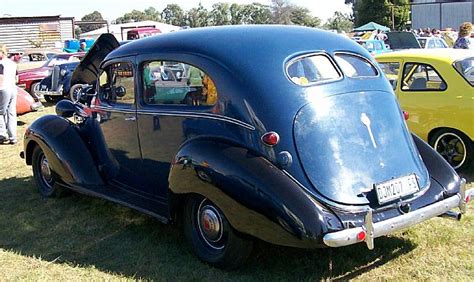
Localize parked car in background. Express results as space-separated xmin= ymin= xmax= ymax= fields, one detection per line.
xmin=357 ymin=39 xmax=391 ymax=55
xmin=17 ymin=53 xmax=85 ymax=102
xmin=16 ymin=49 xmax=61 ymax=71
xmin=37 ymin=61 xmax=80 ymax=103
xmin=376 ymin=49 xmax=474 ymax=170
xmin=385 ymin=31 xmax=421 ymax=50
xmin=16 ymin=86 xmax=42 ymax=115
xmin=417 ymin=37 xmax=449 ymax=49
xmin=126 ymin=27 xmax=161 ymax=40
xmin=21 ymin=27 xmax=470 ymax=269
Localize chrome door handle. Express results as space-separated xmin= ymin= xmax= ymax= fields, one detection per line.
xmin=124 ymin=116 xmax=136 ymax=121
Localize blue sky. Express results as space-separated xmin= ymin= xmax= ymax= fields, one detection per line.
xmin=1 ymin=0 xmax=352 ymax=22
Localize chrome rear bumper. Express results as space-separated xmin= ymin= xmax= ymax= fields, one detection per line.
xmin=323 ymin=179 xmax=471 ymax=249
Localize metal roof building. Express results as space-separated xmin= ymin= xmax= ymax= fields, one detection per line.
xmin=0 ymin=16 xmax=74 ymax=52
xmin=411 ymin=0 xmax=474 ymax=30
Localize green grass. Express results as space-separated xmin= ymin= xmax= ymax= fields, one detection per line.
xmin=0 ymin=104 xmax=473 ymax=280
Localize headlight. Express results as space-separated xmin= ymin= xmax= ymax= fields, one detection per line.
xmin=60 ymin=69 xmax=67 ymax=76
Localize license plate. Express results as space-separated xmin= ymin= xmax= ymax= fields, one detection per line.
xmin=375 ymin=174 xmax=419 ymax=204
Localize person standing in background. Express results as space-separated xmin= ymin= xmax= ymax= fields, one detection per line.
xmin=453 ymin=22 xmax=473 ymax=49
xmin=0 ymin=44 xmax=18 ymax=145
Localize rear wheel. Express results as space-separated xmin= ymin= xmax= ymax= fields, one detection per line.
xmin=183 ymin=195 xmax=253 ymax=269
xmin=430 ymin=129 xmax=472 ymax=171
xmin=31 ymin=145 xmax=65 ymax=197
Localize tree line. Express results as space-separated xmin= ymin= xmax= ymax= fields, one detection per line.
xmin=78 ymin=0 xmax=353 ymax=35
xmin=78 ymin=0 xmax=410 ymax=36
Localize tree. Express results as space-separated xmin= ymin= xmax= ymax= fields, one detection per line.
xmin=116 ymin=7 xmax=161 ymax=24
xmin=354 ymin=0 xmax=409 ymax=30
xmin=290 ymin=6 xmax=321 ymax=27
xmin=242 ymin=3 xmax=272 ymax=24
xmin=185 ymin=3 xmax=210 ymax=28
xmin=324 ymin=11 xmax=353 ymax=33
xmin=162 ymin=4 xmax=185 ymax=26
xmin=80 ymin=11 xmax=105 ymax=33
xmin=210 ymin=2 xmax=232 ymax=26
xmin=271 ymin=0 xmax=293 ymax=24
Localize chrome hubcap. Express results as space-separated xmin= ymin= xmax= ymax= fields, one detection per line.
xmin=434 ymin=133 xmax=466 ymax=169
xmin=197 ymin=201 xmax=224 ymax=249
xmin=40 ymin=155 xmax=53 ymax=185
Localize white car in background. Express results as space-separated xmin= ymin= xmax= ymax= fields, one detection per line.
xmin=417 ymin=37 xmax=449 ymax=49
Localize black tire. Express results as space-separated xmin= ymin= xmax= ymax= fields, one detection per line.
xmin=44 ymin=95 xmax=62 ymax=103
xmin=31 ymin=145 xmax=65 ymax=197
xmin=183 ymin=195 xmax=253 ymax=269
xmin=429 ymin=129 xmax=472 ymax=171
xmin=69 ymin=84 xmax=83 ymax=103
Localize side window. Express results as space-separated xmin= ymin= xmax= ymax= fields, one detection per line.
xmin=99 ymin=62 xmax=135 ymax=105
xmin=142 ymin=61 xmax=218 ymax=106
xmin=286 ymin=54 xmax=341 ymax=85
xmin=334 ymin=53 xmax=378 ymax=78
xmin=427 ymin=40 xmax=436 ymax=49
xmin=402 ymin=63 xmax=447 ymax=91
xmin=379 ymin=62 xmax=400 ymax=90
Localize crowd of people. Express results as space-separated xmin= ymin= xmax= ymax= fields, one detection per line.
xmin=411 ymin=22 xmax=472 ymax=49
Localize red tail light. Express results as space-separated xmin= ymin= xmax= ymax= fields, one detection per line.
xmin=403 ymin=111 xmax=409 ymax=120
xmin=261 ymin=132 xmax=280 ymax=146
xmin=357 ymin=230 xmax=366 ymax=241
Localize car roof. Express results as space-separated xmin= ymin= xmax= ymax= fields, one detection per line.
xmin=109 ymin=25 xmax=367 ymax=67
xmin=375 ymin=48 xmax=472 ymax=62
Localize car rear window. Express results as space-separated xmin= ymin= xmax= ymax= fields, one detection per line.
xmin=334 ymin=53 xmax=378 ymax=78
xmin=453 ymin=57 xmax=474 ymax=87
xmin=286 ymin=54 xmax=341 ymax=86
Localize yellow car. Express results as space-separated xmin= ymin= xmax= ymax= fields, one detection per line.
xmin=376 ymin=49 xmax=474 ymax=170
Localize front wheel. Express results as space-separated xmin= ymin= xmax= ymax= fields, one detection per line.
xmin=183 ymin=195 xmax=253 ymax=269
xmin=31 ymin=145 xmax=65 ymax=197
xmin=430 ymin=129 xmax=472 ymax=171
xmin=69 ymin=84 xmax=83 ymax=103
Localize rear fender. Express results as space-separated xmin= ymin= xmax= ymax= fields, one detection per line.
xmin=412 ymin=134 xmax=461 ymax=195
xmin=169 ymin=138 xmax=342 ymax=248
xmin=24 ymin=115 xmax=104 ymax=187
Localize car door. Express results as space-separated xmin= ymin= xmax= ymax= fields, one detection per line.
xmin=136 ymin=58 xmax=219 ymax=200
xmin=96 ymin=60 xmax=150 ymax=194
xmin=397 ymin=61 xmax=448 ymax=139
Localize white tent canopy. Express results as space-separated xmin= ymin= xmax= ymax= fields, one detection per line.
xmin=79 ymin=21 xmax=180 ymax=41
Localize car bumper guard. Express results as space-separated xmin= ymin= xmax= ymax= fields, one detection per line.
xmin=323 ymin=178 xmax=471 ymax=249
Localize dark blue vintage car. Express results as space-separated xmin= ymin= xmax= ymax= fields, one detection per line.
xmin=37 ymin=61 xmax=81 ymax=103
xmin=20 ymin=26 xmax=472 ymax=269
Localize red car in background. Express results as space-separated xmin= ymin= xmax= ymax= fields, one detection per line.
xmin=17 ymin=53 xmax=84 ymax=103
xmin=17 ymin=86 xmax=42 ymax=115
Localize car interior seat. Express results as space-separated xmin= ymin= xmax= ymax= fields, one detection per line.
xmin=410 ymin=77 xmax=427 ymax=90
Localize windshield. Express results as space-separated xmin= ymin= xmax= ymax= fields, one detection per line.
xmin=453 ymin=57 xmax=474 ymax=86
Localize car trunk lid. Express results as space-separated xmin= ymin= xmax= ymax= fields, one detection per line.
xmin=293 ymin=90 xmax=429 ymax=206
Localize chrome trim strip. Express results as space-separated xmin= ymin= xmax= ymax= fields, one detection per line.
xmin=323 ymin=194 xmax=461 ymax=248
xmin=92 ymin=105 xmax=255 ymax=130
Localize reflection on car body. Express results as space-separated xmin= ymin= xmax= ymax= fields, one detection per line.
xmin=21 ymin=26 xmax=471 ymax=269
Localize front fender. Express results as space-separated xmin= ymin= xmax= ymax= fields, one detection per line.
xmin=169 ymin=138 xmax=342 ymax=248
xmin=412 ymin=134 xmax=461 ymax=195
xmin=24 ymin=115 xmax=104 ymax=187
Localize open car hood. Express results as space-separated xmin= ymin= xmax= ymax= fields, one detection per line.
xmin=386 ymin=31 xmax=421 ymax=50
xmin=70 ymin=33 xmax=120 ymax=86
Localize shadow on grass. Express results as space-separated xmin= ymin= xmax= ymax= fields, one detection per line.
xmin=0 ymin=176 xmax=416 ymax=280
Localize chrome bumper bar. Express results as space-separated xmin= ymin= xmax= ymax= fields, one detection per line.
xmin=37 ymin=86 xmax=63 ymax=96
xmin=324 ymin=179 xmax=471 ymax=249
